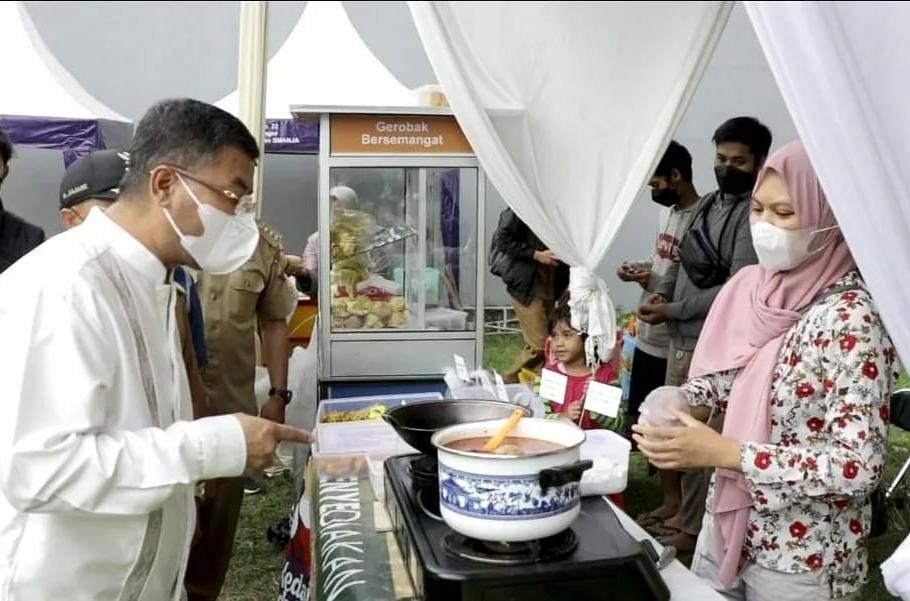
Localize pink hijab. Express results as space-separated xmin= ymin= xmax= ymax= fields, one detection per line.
xmin=689 ymin=140 xmax=856 ymax=586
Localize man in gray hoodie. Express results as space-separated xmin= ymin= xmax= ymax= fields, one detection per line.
xmin=622 ymin=141 xmax=699 ymax=424
xmin=637 ymin=116 xmax=771 ymax=552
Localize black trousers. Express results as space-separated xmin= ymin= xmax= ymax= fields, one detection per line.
xmin=627 ymin=347 xmax=669 ymax=421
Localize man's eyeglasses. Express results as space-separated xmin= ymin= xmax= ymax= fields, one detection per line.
xmin=163 ymin=165 xmax=256 ymax=215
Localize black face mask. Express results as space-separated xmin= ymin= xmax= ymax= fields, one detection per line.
xmin=714 ymin=165 xmax=757 ymax=196
xmin=650 ymin=187 xmax=679 ymax=208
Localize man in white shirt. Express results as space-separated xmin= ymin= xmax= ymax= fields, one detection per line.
xmin=0 ymin=98 xmax=310 ymax=601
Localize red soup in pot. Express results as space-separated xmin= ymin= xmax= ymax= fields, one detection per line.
xmin=444 ymin=436 xmax=564 ymax=455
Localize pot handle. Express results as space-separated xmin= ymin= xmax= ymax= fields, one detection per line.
xmin=538 ymin=460 xmax=593 ymax=493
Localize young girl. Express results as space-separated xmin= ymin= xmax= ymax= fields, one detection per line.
xmin=543 ymin=299 xmax=620 ymax=429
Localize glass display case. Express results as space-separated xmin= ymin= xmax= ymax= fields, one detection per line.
xmin=328 ymin=166 xmax=478 ymax=333
xmin=293 ymin=107 xmax=486 ymax=381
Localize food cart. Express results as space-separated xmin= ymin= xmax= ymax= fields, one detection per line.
xmin=290 ymin=106 xmax=487 ymax=388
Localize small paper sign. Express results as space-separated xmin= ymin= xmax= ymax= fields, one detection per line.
xmin=478 ymin=371 xmax=495 ymax=395
xmin=539 ymin=369 xmax=568 ymax=405
xmin=454 ymin=354 xmax=470 ymax=382
xmin=494 ymin=372 xmax=509 ymax=403
xmin=584 ymin=381 xmax=622 ymax=418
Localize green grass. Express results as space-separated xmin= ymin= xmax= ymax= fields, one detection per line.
xmin=484 ymin=332 xmax=525 ymax=375
xmin=221 ymin=474 xmax=293 ymax=600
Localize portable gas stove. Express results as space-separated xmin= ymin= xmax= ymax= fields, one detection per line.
xmin=384 ymin=454 xmax=670 ymax=601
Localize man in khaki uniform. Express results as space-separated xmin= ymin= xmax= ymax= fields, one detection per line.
xmin=185 ymin=221 xmax=296 ymax=601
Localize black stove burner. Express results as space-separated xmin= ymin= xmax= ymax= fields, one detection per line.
xmin=408 ymin=455 xmax=438 ymax=481
xmin=443 ymin=529 xmax=578 ymax=565
xmin=385 ymin=454 xmax=670 ymax=601
xmin=417 ymin=486 xmax=442 ymax=521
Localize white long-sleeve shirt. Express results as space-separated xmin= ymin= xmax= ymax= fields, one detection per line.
xmin=0 ymin=210 xmax=248 ymax=600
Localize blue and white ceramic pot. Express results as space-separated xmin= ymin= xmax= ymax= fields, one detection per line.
xmin=431 ymin=417 xmax=591 ymax=542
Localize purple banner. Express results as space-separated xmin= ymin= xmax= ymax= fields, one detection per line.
xmin=0 ymin=115 xmax=101 ymax=165
xmin=3 ymin=115 xmax=317 ymax=161
xmin=1 ymin=115 xmax=132 ymax=166
xmin=265 ymin=118 xmax=319 ymax=153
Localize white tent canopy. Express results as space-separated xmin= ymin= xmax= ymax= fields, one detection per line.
xmin=216 ymin=0 xmax=417 ymax=118
xmin=1 ymin=2 xmax=127 ymax=121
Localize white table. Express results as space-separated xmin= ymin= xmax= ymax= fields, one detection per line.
xmin=607 ymin=499 xmax=724 ymax=601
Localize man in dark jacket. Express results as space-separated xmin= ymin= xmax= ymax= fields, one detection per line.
xmin=491 ymin=208 xmax=568 ymax=382
xmin=0 ymin=128 xmax=45 ymax=273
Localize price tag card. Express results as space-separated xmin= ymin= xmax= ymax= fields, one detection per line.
xmin=454 ymin=354 xmax=470 ymax=382
xmin=494 ymin=372 xmax=509 ymax=403
xmin=539 ymin=369 xmax=568 ymax=405
xmin=478 ymin=372 xmax=495 ymax=395
xmin=584 ymin=381 xmax=622 ymax=418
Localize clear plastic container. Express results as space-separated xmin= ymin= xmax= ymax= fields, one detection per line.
xmin=425 ymin=307 xmax=468 ymax=331
xmin=315 ymin=392 xmax=444 ymax=424
xmin=579 ymin=430 xmax=631 ymax=496
xmin=314 ymin=392 xmax=443 ymax=456
xmin=313 ymin=452 xmax=369 ymax=479
xmin=366 ymin=455 xmax=386 ymax=501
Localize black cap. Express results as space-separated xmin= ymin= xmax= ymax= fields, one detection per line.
xmin=59 ymin=149 xmax=129 ymax=209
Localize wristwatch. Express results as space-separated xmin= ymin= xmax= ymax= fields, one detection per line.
xmin=269 ymin=387 xmax=293 ymax=405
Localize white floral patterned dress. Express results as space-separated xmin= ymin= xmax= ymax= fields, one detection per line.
xmin=684 ymin=272 xmax=899 ymax=598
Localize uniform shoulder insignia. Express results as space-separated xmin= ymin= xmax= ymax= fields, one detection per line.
xmin=257 ymin=221 xmax=284 ymax=249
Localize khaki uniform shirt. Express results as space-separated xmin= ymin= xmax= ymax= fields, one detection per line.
xmin=196 ymin=222 xmax=295 ymax=416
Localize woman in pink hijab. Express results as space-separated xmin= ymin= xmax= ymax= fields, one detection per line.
xmin=633 ymin=141 xmax=898 ymax=600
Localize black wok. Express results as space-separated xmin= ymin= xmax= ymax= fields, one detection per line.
xmin=383 ymin=400 xmax=530 ymax=456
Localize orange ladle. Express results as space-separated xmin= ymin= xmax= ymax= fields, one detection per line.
xmin=481 ymin=409 xmax=525 ymax=453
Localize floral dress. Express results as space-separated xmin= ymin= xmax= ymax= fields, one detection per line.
xmin=683 ymin=272 xmax=899 ymax=598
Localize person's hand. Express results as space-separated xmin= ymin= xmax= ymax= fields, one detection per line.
xmin=632 ymin=411 xmax=742 ymax=471
xmin=260 ymin=396 xmax=286 ymax=424
xmin=617 ymin=264 xmax=635 ymax=282
xmin=638 ymin=297 xmax=669 ymax=325
xmin=566 ymin=400 xmax=583 ymax=422
xmin=629 ymin=270 xmax=651 ymax=286
xmin=235 ymin=414 xmax=311 ymax=478
xmin=284 ymin=254 xmax=305 ymax=277
xmin=534 ymin=250 xmax=560 ymax=267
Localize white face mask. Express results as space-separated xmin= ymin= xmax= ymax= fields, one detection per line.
xmin=163 ymin=173 xmax=260 ymax=275
xmin=750 ymin=221 xmax=837 ymax=273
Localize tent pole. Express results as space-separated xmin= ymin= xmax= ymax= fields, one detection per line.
xmin=237 ymin=0 xmax=269 ymax=216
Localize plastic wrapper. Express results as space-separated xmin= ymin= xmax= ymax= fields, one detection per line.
xmin=342 ymin=315 xmax=364 ymax=329
xmin=388 ymin=311 xmax=408 ymax=328
xmin=363 ymin=314 xmax=384 ymax=329
xmin=638 ymin=386 xmax=689 ymax=427
xmin=389 ymin=296 xmax=406 ymax=312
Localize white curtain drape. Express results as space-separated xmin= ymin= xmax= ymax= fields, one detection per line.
xmin=408 ymin=1 xmax=732 ymax=363
xmin=744 ymin=2 xmax=910 ymax=595
xmin=237 ymin=0 xmax=269 ymax=212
